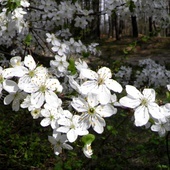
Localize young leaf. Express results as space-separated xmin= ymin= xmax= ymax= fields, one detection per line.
xmin=68 ymin=58 xmax=77 ymax=75
xmin=82 ymin=134 xmax=95 ymax=145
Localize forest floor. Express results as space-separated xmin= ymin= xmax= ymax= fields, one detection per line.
xmin=89 ymin=36 xmax=170 ymax=69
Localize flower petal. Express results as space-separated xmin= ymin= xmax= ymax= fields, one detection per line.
xmin=97 ymin=67 xmax=112 ymax=80
xmin=24 ymin=55 xmax=36 ymax=70
xmin=148 ymin=103 xmax=164 ymax=119
xmin=81 ymin=80 xmax=98 ymax=95
xmin=105 ymin=79 xmax=122 ymax=93
xmin=96 ymin=104 xmax=117 ymax=117
xmin=67 ymin=129 xmax=77 ymax=143
xmin=134 ymin=106 xmax=150 ymax=126
xmin=31 ymin=92 xmax=44 ymax=108
xmin=143 ymin=89 xmax=155 ymax=102
xmin=126 ymin=85 xmax=143 ymax=99
xmin=80 ymin=68 xmax=98 ymax=80
xmin=71 ymin=97 xmax=88 ymax=112
xmin=40 ymin=118 xmax=50 ymax=127
xmin=98 ymin=84 xmax=110 ymax=104
xmin=4 ymin=94 xmax=14 ymax=105
xmin=3 ymin=80 xmax=19 ymax=93
xmin=119 ymin=96 xmax=141 ymax=108
xmin=92 ymin=115 xmax=105 ymax=134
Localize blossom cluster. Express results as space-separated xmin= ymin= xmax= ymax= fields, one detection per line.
xmin=1 ymin=53 xmax=170 ymax=158
xmin=115 ymin=58 xmax=170 ymax=88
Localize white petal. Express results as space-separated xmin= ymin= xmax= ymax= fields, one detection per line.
xmin=87 ymin=93 xmax=99 ymax=107
xmin=92 ymin=115 xmax=105 ymax=134
xmin=18 ymin=75 xmax=31 ymax=90
xmin=4 ymin=94 xmax=14 ymax=105
xmin=97 ymin=85 xmax=110 ymax=104
xmin=143 ymin=89 xmax=155 ymax=102
xmin=62 ymin=143 xmax=73 ymax=150
xmin=98 ymin=67 xmax=112 ymax=80
xmin=105 ymin=79 xmax=122 ymax=93
xmin=67 ymin=129 xmax=77 ymax=143
xmin=48 ymin=136 xmax=56 ymax=145
xmin=81 ymin=80 xmax=98 ymax=95
xmin=58 ymin=118 xmax=71 ymax=126
xmin=63 ymin=110 xmax=73 ymax=119
xmin=41 ymin=109 xmax=50 ymax=117
xmin=31 ymin=92 xmax=44 ymax=108
xmin=46 ymin=79 xmax=63 ymax=92
xmin=96 ymin=104 xmax=117 ymax=117
xmin=24 ymin=55 xmax=36 ymax=70
xmin=119 ymin=96 xmax=141 ymax=108
xmin=148 ymin=103 xmax=164 ymax=119
xmin=134 ymin=106 xmax=150 ymax=126
xmin=71 ymin=97 xmax=88 ymax=112
xmin=40 ymin=118 xmax=50 ymax=127
xmin=45 ymin=91 xmax=62 ymax=108
xmin=12 ymin=98 xmax=20 ymax=111
xmin=151 ymin=124 xmax=160 ymax=132
xmin=2 ymin=68 xmax=15 ymax=78
xmin=80 ymin=68 xmax=98 ymax=80
xmin=57 ymin=126 xmax=70 ymax=133
xmin=23 ymin=83 xmax=39 ymax=93
xmin=126 ymin=85 xmax=143 ymax=99
xmin=3 ymin=80 xmax=18 ymax=93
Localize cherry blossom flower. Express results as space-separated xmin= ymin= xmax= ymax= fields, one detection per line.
xmin=83 ymin=143 xmax=93 ymax=158
xmin=119 ymin=85 xmax=164 ymax=126
xmin=40 ymin=104 xmax=61 ymax=129
xmin=57 ymin=110 xmax=89 ymax=143
xmin=3 ymin=80 xmax=27 ymax=111
xmin=80 ymin=67 xmax=122 ymax=104
xmin=48 ymin=132 xmax=73 ymax=155
xmin=71 ymin=93 xmax=117 ymax=134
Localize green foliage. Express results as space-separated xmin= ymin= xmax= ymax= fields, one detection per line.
xmin=123 ymin=41 xmax=137 ymax=55
xmin=141 ymin=35 xmax=150 ymax=42
xmin=24 ymin=34 xmax=32 ymax=46
xmin=68 ymin=58 xmax=77 ymax=75
xmin=82 ymin=134 xmax=95 ymax=145
xmin=6 ymin=0 xmax=21 ymax=13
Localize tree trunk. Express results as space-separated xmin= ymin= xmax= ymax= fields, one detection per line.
xmin=131 ymin=16 xmax=138 ymax=37
xmin=91 ymin=0 xmax=100 ymax=39
xmin=149 ymin=17 xmax=153 ymax=36
xmin=114 ymin=14 xmax=120 ymax=40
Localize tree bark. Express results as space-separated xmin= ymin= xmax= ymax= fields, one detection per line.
xmin=131 ymin=16 xmax=138 ymax=37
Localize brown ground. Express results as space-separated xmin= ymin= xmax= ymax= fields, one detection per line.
xmin=89 ymin=36 xmax=170 ymax=67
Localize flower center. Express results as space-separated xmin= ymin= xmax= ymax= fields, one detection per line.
xmin=29 ymin=70 xmax=35 ymax=78
xmin=32 ymin=109 xmax=40 ymax=115
xmin=88 ymin=108 xmax=95 ymax=115
xmin=50 ymin=114 xmax=54 ymax=121
xmin=39 ymin=85 xmax=46 ymax=93
xmin=98 ymin=77 xmax=104 ymax=85
xmin=141 ymin=98 xmax=148 ymax=106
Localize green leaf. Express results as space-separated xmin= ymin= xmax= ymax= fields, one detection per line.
xmin=68 ymin=58 xmax=77 ymax=75
xmin=123 ymin=48 xmax=129 ymax=55
xmin=82 ymin=134 xmax=95 ymax=145
xmin=24 ymin=34 xmax=32 ymax=46
xmin=6 ymin=0 xmax=21 ymax=13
